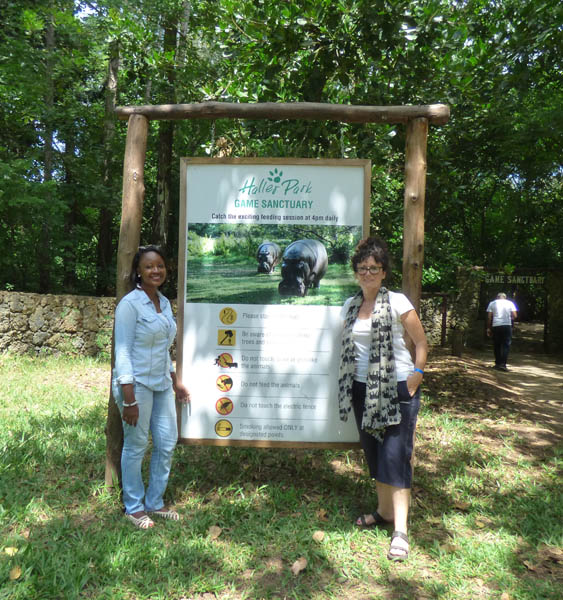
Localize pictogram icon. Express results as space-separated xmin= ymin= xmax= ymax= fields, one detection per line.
xmin=216 ymin=374 xmax=233 ymax=392
xmin=214 ymin=353 xmax=238 ymax=368
xmin=215 ymin=397 xmax=233 ymax=415
xmin=218 ymin=329 xmax=236 ymax=346
xmin=215 ymin=419 xmax=233 ymax=437
xmin=219 ymin=307 xmax=237 ymax=325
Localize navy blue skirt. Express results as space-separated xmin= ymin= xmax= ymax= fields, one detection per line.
xmin=352 ymin=380 xmax=420 ymax=488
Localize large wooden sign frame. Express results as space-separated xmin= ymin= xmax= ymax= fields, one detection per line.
xmin=104 ymin=101 xmax=449 ymax=483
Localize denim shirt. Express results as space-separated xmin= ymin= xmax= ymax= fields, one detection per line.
xmin=113 ymin=288 xmax=176 ymax=391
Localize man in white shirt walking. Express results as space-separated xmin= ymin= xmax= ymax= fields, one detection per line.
xmin=486 ymin=293 xmax=518 ymax=371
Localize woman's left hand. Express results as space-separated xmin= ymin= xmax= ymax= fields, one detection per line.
xmin=406 ymin=371 xmax=423 ymax=397
xmin=400 ymin=309 xmax=428 ymax=398
xmin=174 ymin=381 xmax=191 ymax=404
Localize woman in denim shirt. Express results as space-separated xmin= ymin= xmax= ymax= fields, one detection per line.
xmin=113 ymin=245 xmax=190 ymax=529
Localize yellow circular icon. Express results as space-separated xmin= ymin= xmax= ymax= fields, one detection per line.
xmin=215 ymin=419 xmax=233 ymax=437
xmin=219 ymin=307 xmax=237 ymax=325
xmin=216 ymin=374 xmax=233 ymax=392
xmin=216 ymin=397 xmax=234 ymax=415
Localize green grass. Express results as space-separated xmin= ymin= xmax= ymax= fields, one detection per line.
xmin=1 ymin=353 xmax=561 ymax=599
xmin=186 ymin=257 xmax=358 ymax=305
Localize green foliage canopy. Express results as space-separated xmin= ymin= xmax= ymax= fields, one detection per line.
xmin=0 ymin=0 xmax=560 ymax=294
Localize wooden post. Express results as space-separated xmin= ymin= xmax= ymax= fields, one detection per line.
xmin=402 ymin=117 xmax=428 ymax=312
xmin=403 ymin=118 xmax=428 ymax=499
xmin=105 ymin=114 xmax=149 ymax=488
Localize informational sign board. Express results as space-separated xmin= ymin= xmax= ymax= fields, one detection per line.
xmin=177 ymin=158 xmax=370 ymax=447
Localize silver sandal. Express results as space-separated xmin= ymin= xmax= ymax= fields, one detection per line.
xmin=125 ymin=512 xmax=155 ymax=529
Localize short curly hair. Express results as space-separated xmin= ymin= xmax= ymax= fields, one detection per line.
xmin=350 ymin=236 xmax=391 ymax=274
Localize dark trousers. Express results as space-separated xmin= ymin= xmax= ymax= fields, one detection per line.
xmin=351 ymin=381 xmax=420 ymax=489
xmin=492 ymin=325 xmax=512 ymax=367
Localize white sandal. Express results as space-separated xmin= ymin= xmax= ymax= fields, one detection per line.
xmin=387 ymin=531 xmax=409 ymax=561
xmin=125 ymin=512 xmax=154 ymax=529
xmin=148 ymin=507 xmax=180 ymax=521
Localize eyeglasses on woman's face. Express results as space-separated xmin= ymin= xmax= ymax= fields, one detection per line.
xmin=356 ymin=265 xmax=383 ymax=275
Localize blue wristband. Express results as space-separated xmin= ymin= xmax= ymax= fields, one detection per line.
xmin=414 ymin=368 xmax=424 ymax=375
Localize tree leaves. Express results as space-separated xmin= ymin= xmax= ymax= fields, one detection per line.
xmin=208 ymin=525 xmax=222 ymax=540
xmin=0 ymin=0 xmax=561 ymax=293
xmin=290 ymin=556 xmax=307 ymax=575
xmin=312 ymin=530 xmax=325 ymax=542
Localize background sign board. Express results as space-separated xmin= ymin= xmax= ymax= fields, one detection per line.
xmin=177 ymin=158 xmax=370 ymax=447
xmin=484 ymin=273 xmax=545 ymax=285
xmin=480 ymin=271 xmax=547 ymax=322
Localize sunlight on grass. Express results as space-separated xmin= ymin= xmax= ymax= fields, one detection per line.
xmin=0 ymin=353 xmax=561 ymax=599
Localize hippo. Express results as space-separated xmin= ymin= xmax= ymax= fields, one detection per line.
xmin=278 ymin=239 xmax=328 ymax=297
xmin=256 ymin=241 xmax=281 ymax=274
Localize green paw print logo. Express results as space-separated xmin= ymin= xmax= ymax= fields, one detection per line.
xmin=267 ymin=168 xmax=283 ymax=183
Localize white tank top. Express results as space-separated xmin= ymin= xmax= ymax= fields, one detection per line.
xmin=340 ymin=291 xmax=415 ymax=382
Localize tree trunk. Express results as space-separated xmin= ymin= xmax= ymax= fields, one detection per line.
xmin=39 ymin=11 xmax=55 ymax=293
xmin=152 ymin=21 xmax=178 ymax=251
xmin=63 ymin=132 xmax=78 ymax=291
xmin=105 ymin=114 xmax=149 ymax=488
xmin=176 ymin=1 xmax=192 ymax=64
xmin=153 ymin=121 xmax=174 ymax=249
xmin=97 ymin=40 xmax=120 ymax=296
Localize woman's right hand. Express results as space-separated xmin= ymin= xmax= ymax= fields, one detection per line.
xmin=122 ymin=404 xmax=139 ymax=427
xmin=121 ymin=384 xmax=139 ymax=426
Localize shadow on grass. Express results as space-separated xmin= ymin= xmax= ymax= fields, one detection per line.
xmin=2 ymin=399 xmax=561 ymax=599
xmin=0 ymin=408 xmax=364 ymax=598
xmin=0 ymin=404 xmax=444 ymax=598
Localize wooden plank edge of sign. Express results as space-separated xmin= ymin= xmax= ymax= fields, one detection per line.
xmin=115 ymin=102 xmax=450 ymax=126
xmin=177 ymin=438 xmax=362 ymax=449
xmin=181 ymin=156 xmax=371 ymax=166
xmin=175 ymin=158 xmax=188 ymax=387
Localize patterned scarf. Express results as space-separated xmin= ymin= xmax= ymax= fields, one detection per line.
xmin=338 ymin=287 xmax=400 ymax=442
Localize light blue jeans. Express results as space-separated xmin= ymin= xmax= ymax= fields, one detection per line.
xmin=114 ymin=382 xmax=178 ymax=514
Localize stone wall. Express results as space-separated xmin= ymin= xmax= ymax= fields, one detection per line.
xmin=420 ymin=294 xmax=448 ymax=346
xmin=0 ymin=290 xmax=452 ymax=357
xmin=0 ymin=291 xmax=116 ymax=357
xmin=448 ymin=266 xmax=485 ymax=356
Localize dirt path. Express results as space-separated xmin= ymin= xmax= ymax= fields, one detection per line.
xmin=424 ymin=343 xmax=563 ymax=452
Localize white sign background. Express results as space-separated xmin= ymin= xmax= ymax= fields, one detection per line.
xmin=177 ymin=158 xmax=369 ymax=446
xmin=186 ymin=162 xmax=365 ymax=227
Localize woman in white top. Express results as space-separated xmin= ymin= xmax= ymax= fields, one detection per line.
xmin=338 ymin=236 xmax=427 ymax=561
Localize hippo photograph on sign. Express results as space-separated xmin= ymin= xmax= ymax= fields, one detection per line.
xmin=256 ymin=241 xmax=281 ymax=274
xmin=278 ymin=239 xmax=328 ymax=297
xmin=186 ymin=223 xmax=362 ymax=305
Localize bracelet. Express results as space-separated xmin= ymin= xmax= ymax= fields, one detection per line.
xmin=413 ymin=368 xmax=424 ymax=375
xmin=123 ymin=401 xmax=138 ymax=408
